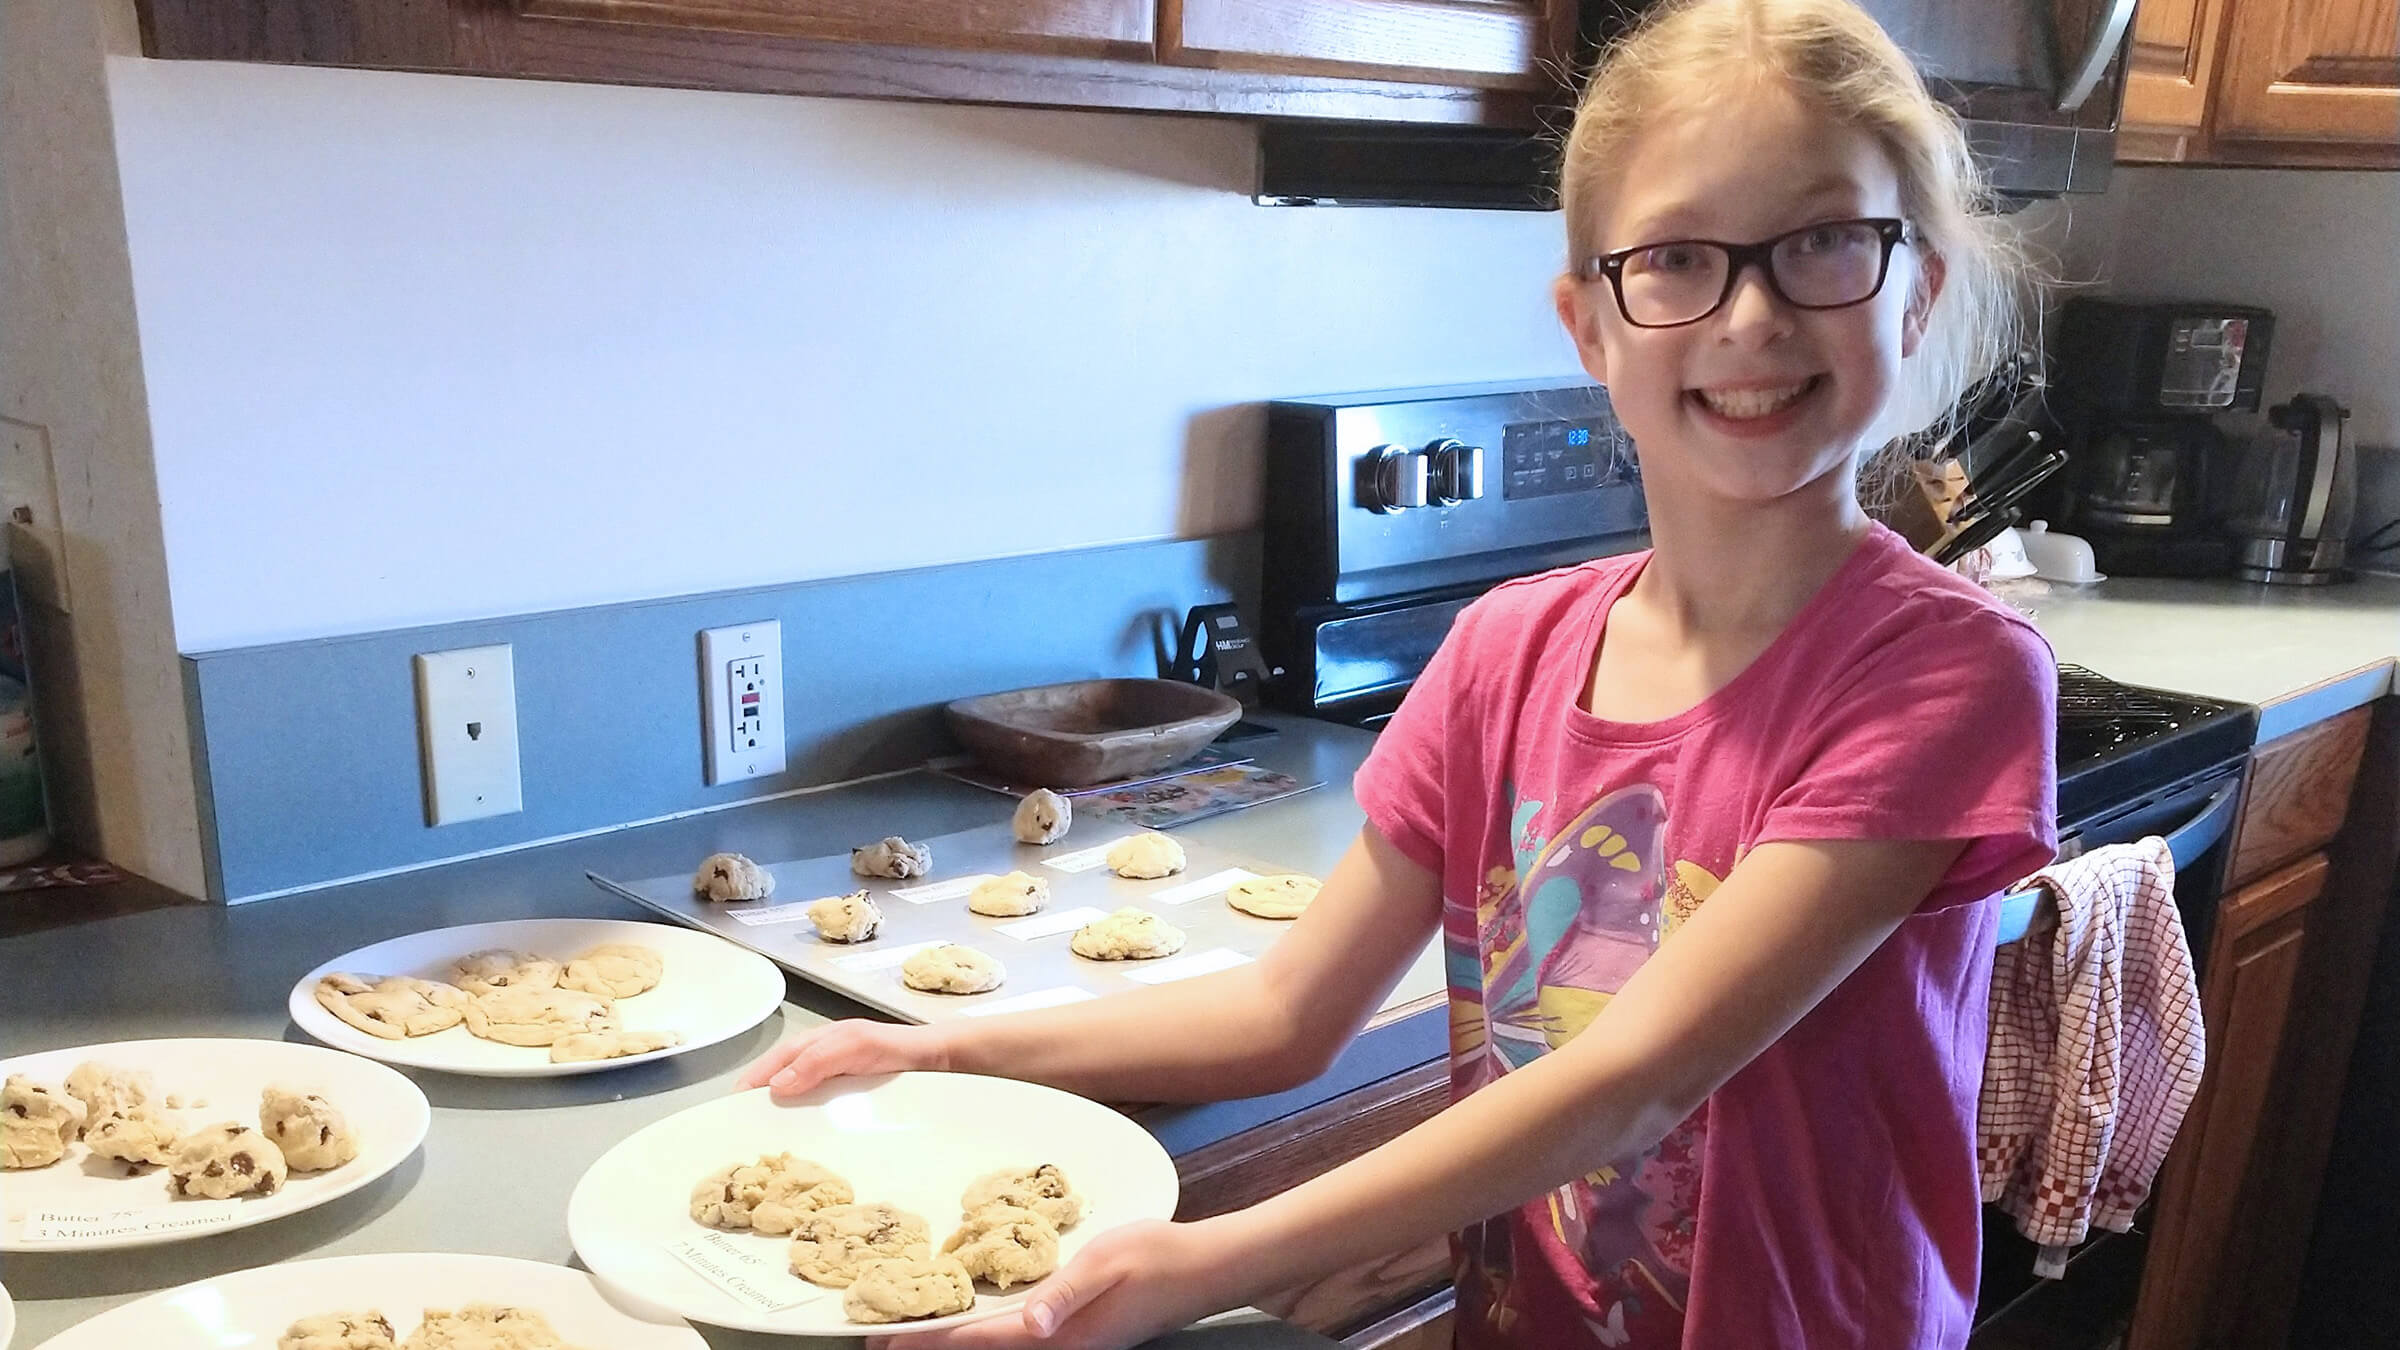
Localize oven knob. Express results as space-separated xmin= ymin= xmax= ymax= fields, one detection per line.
xmin=1427 ymin=439 xmax=1485 ymax=505
xmin=1361 ymin=445 xmax=1429 ymax=513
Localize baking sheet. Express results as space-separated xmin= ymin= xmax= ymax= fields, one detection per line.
xmin=587 ymin=821 xmax=1332 ymax=1024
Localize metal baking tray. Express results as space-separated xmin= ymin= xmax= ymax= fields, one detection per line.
xmin=586 ymin=820 xmax=1322 ymax=1024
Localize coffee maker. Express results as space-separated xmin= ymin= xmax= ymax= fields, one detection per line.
xmin=2053 ymin=298 xmax=2276 ymax=577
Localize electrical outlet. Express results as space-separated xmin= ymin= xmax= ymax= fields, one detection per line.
xmin=413 ymin=643 xmax=523 ymax=825
xmin=700 ymin=620 xmax=785 ymax=786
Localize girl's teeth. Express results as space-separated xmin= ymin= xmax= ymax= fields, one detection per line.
xmin=1699 ymin=382 xmax=1808 ymax=419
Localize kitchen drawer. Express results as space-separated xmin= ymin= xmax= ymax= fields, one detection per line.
xmin=2229 ymin=706 xmax=2371 ymax=887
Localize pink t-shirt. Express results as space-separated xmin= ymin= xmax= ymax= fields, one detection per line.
xmin=1354 ymin=523 xmax=2057 ymax=1349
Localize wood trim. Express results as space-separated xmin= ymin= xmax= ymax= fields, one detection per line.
xmin=1176 ymin=1058 xmax=1449 ymax=1220
xmin=2115 ymin=126 xmax=2202 ymax=161
xmin=2230 ymin=706 xmax=2371 ymax=887
xmin=1162 ymin=0 xmax=1574 ymax=91
xmin=513 ymin=0 xmax=1155 ymax=61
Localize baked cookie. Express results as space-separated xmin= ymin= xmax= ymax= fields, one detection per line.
xmin=1105 ymin=833 xmax=1186 ymax=880
xmin=807 ymin=891 xmax=882 ymax=944
xmin=450 ymin=949 xmax=562 ymax=997
xmin=941 ymin=1203 xmax=1060 ymax=1291
xmin=85 ymin=1108 xmax=179 ymax=1167
xmin=966 ymin=870 xmax=1048 ymax=918
xmin=852 ymin=835 xmax=933 ymax=881
xmin=462 ymin=986 xmax=616 ymax=1047
xmin=690 ymin=1153 xmax=855 ymax=1235
xmin=900 ymin=944 xmax=1005 ymax=995
xmin=556 ymin=942 xmax=665 ymax=999
xmin=3 ymin=1074 xmax=85 ymax=1168
xmin=841 ymin=1254 xmax=976 ymax=1325
xmin=400 ymin=1305 xmax=566 ymax=1349
xmin=549 ymin=1029 xmax=683 ymax=1064
xmin=315 ymin=973 xmax=470 ymax=1040
xmin=1227 ymin=873 xmax=1322 ymax=920
xmin=167 ymin=1121 xmax=287 ymax=1199
xmin=787 ymin=1201 xmax=934 ymax=1288
xmin=1012 ymin=788 xmax=1072 ymax=846
xmin=66 ymin=1060 xmax=156 ymax=1120
xmin=961 ymin=1163 xmax=1084 ymax=1231
xmin=1069 ymin=907 xmax=1186 ymax=961
xmin=694 ymin=852 xmax=774 ymax=902
xmin=279 ymin=1312 xmax=398 ymax=1350
xmin=260 ymin=1085 xmax=360 ymax=1171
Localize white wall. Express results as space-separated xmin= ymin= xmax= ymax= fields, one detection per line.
xmin=104 ymin=60 xmax=1583 ymax=652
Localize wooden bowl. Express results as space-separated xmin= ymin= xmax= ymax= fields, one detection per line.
xmin=944 ymin=679 xmax=1243 ymax=789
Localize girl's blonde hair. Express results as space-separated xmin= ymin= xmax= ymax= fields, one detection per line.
xmin=1559 ymin=0 xmax=2031 ymax=473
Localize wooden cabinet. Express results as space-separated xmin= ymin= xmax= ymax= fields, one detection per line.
xmin=1161 ymin=0 xmax=1579 ymax=90
xmin=2118 ymin=0 xmax=2399 ymax=165
xmin=2228 ymin=705 xmax=2371 ymax=887
xmin=2120 ymin=0 xmax=2235 ymax=157
xmin=508 ymin=0 xmax=1154 ymax=60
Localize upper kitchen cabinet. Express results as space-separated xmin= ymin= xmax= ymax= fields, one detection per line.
xmin=2120 ymin=0 xmax=2235 ymax=158
xmin=2117 ymin=0 xmax=2399 ymax=165
xmin=1159 ymin=0 xmax=1581 ymax=90
xmin=504 ymin=0 xmax=1155 ymax=61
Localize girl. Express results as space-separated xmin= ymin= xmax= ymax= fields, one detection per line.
xmin=741 ymin=1 xmax=2057 ymax=1345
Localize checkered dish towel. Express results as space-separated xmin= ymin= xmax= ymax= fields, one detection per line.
xmin=1979 ymin=837 xmax=2206 ymax=1279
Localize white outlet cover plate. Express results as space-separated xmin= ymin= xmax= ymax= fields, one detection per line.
xmin=699 ymin=620 xmax=785 ymax=786
xmin=414 ymin=643 xmax=523 ymax=825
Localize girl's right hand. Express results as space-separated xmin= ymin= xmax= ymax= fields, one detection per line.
xmin=734 ymin=1019 xmax=949 ymax=1099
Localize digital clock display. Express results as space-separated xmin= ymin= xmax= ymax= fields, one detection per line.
xmin=1501 ymin=419 xmax=1614 ymax=500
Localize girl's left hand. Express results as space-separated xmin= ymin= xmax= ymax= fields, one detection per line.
xmin=866 ymin=1217 xmax=1250 ymax=1350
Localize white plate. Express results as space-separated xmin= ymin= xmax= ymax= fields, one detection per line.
xmin=30 ymin=1251 xmax=706 ymax=1349
xmin=0 ymin=1038 xmax=430 ymax=1253
xmin=289 ymin=917 xmax=785 ymax=1077
xmin=1 ymin=1278 xmax=15 ymax=1350
xmin=569 ymin=1072 xmax=1180 ymax=1337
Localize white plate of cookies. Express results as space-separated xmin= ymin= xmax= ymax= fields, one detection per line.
xmin=30 ymin=1250 xmax=706 ymax=1349
xmin=287 ymin=918 xmax=786 ymax=1078
xmin=0 ymin=1038 xmax=429 ymax=1253
xmin=566 ymin=1071 xmax=1180 ymax=1336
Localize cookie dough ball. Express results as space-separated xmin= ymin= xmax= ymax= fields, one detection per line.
xmin=168 ymin=1121 xmax=288 ymax=1199
xmin=3 ymin=1074 xmax=85 ymax=1168
xmin=557 ymin=942 xmax=665 ymax=999
xmin=1069 ymin=907 xmax=1186 ymax=961
xmin=66 ymin=1060 xmax=156 ymax=1120
xmin=550 ymin=1029 xmax=684 ymax=1063
xmin=788 ymin=1201 xmax=934 ymax=1287
xmin=450 ymin=948 xmax=562 ymax=997
xmin=1012 ymin=788 xmax=1072 ymax=845
xmin=942 ymin=1203 xmax=1060 ymax=1291
xmin=462 ymin=986 xmax=616 ymax=1048
xmin=807 ymin=890 xmax=883 ymax=944
xmin=260 ymin=1085 xmax=360 ymax=1172
xmin=852 ymin=835 xmax=933 ymax=881
xmin=841 ymin=1254 xmax=977 ymax=1325
xmin=690 ymin=1153 xmax=855 ymax=1234
xmin=694 ymin=852 xmax=774 ymax=902
xmin=401 ymin=1306 xmax=566 ymax=1349
xmin=961 ymin=1163 xmax=1085 ymax=1231
xmin=279 ymin=1312 xmax=397 ymax=1350
xmin=967 ymin=870 xmax=1048 ymax=918
xmin=314 ymin=973 xmax=470 ymax=1040
xmin=86 ymin=1108 xmax=179 ymax=1167
xmin=1227 ymin=873 xmax=1322 ymax=920
xmin=901 ymin=944 xmax=1006 ymax=996
xmin=1105 ymin=833 xmax=1186 ymax=880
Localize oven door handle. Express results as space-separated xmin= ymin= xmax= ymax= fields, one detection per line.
xmin=1993 ymin=782 xmax=2243 ymax=946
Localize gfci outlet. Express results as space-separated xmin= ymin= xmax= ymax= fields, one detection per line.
xmin=700 ymin=620 xmax=786 ymax=786
xmin=413 ymin=643 xmax=524 ymax=825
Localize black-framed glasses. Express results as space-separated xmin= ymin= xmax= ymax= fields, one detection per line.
xmin=1576 ymin=217 xmax=1911 ymax=329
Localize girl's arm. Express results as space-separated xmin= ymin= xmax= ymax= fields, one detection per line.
xmin=739 ymin=824 xmax=1443 ymax=1104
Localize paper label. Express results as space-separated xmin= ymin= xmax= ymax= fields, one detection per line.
xmin=993 ymin=906 xmax=1110 ymax=942
xmin=664 ymin=1231 xmax=828 ymax=1313
xmin=1123 ymin=947 xmax=1253 ymax=985
xmin=728 ymin=905 xmax=821 ymax=928
xmin=1040 ymin=844 xmax=1116 ymax=875
xmin=17 ymin=1201 xmax=242 ymax=1244
xmin=890 ymin=875 xmax=996 ymax=905
xmin=961 ymin=986 xmax=1101 ymax=1018
xmin=830 ymin=939 xmax=945 ymax=973
xmin=1146 ymin=868 xmax=1261 ymax=906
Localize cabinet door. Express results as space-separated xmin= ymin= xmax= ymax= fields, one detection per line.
xmin=1160 ymin=0 xmax=1580 ymax=90
xmin=2119 ymin=0 xmax=2232 ymax=155
xmin=2212 ymin=0 xmax=2400 ymax=151
xmin=2129 ymin=853 xmax=2331 ymax=1350
xmin=511 ymin=0 xmax=1155 ymax=60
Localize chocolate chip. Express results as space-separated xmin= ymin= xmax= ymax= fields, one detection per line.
xmin=231 ymin=1152 xmax=256 ymax=1175
xmin=320 ymin=1125 xmax=333 ymax=1144
xmin=204 ymin=1161 xmax=225 ymax=1177
xmin=7 ymin=1103 xmax=24 ymax=1118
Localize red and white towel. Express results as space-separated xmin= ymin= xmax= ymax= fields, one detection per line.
xmin=1979 ymin=837 xmax=2207 ymax=1278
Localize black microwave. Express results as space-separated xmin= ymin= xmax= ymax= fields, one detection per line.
xmin=1257 ymin=0 xmax=2135 ymax=208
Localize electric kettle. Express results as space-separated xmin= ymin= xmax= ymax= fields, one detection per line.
xmin=2226 ymin=393 xmax=2355 ymax=586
